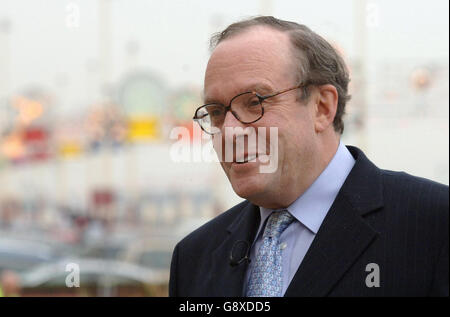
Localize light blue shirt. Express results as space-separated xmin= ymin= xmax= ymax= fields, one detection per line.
xmin=244 ymin=141 xmax=356 ymax=296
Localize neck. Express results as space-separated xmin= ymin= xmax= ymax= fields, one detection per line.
xmin=254 ymin=133 xmax=340 ymax=209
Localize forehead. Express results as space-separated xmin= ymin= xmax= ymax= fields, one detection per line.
xmin=204 ymin=26 xmax=296 ymax=101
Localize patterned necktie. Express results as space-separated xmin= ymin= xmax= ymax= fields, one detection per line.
xmin=247 ymin=210 xmax=295 ymax=297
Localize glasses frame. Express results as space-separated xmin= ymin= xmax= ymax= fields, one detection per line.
xmin=193 ymin=83 xmax=309 ymax=135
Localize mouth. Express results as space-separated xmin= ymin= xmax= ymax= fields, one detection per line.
xmin=234 ymin=153 xmax=258 ymax=164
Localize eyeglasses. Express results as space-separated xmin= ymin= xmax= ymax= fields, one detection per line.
xmin=193 ymin=83 xmax=308 ymax=135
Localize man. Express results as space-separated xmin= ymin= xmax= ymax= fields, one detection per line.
xmin=169 ymin=16 xmax=448 ymax=297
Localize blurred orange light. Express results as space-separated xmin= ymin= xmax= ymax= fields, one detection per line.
xmin=12 ymin=96 xmax=44 ymax=125
xmin=411 ymin=68 xmax=431 ymax=91
xmin=1 ymin=133 xmax=25 ymax=159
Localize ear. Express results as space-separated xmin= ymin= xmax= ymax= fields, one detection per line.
xmin=313 ymin=84 xmax=338 ymax=133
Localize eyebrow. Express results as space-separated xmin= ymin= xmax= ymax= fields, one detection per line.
xmin=203 ymin=83 xmax=274 ymax=104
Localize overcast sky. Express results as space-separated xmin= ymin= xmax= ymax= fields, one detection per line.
xmin=0 ymin=0 xmax=448 ymax=114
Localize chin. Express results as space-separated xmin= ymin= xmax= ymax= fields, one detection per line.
xmin=229 ymin=174 xmax=268 ymax=201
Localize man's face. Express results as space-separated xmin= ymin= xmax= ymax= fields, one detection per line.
xmin=204 ymin=26 xmax=319 ymax=208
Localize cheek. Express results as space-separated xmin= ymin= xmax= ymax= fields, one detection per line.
xmin=274 ymin=112 xmax=315 ymax=168
xmin=220 ymin=161 xmax=230 ymax=176
xmin=212 ymin=135 xmax=224 ymax=161
xmin=284 ymin=106 xmax=315 ymax=141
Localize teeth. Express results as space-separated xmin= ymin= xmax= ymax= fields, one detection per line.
xmin=235 ymin=154 xmax=257 ymax=163
xmin=246 ymin=154 xmax=257 ymax=162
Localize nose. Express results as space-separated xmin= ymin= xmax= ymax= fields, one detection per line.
xmin=220 ymin=111 xmax=241 ymax=150
xmin=221 ymin=110 xmax=253 ymax=140
xmin=222 ymin=109 xmax=244 ymax=129
xmin=221 ymin=110 xmax=255 ymax=161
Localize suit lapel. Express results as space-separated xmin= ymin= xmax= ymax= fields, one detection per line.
xmin=285 ymin=146 xmax=384 ymax=297
xmin=208 ymin=202 xmax=260 ymax=296
xmin=284 ymin=193 xmax=378 ymax=296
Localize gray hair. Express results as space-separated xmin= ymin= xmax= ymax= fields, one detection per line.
xmin=210 ymin=16 xmax=351 ymax=134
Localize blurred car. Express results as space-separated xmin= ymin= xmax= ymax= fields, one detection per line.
xmin=0 ymin=237 xmax=64 ymax=273
xmin=118 ymin=218 xmax=212 ymax=270
xmin=73 ymin=242 xmax=125 ymax=260
xmin=19 ymin=258 xmax=169 ymax=296
xmin=118 ymin=232 xmax=181 ymax=271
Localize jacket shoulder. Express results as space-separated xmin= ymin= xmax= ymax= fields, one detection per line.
xmin=380 ymin=169 xmax=448 ymax=221
xmin=381 ymin=169 xmax=448 ymax=201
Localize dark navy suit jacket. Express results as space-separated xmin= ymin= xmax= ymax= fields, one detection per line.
xmin=169 ymin=146 xmax=449 ymax=296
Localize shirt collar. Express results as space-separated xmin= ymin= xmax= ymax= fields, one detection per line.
xmin=259 ymin=141 xmax=356 ymax=234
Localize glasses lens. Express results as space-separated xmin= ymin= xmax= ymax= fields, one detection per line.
xmin=194 ymin=93 xmax=263 ymax=134
xmin=196 ymin=104 xmax=225 ymax=134
xmin=230 ymin=92 xmax=263 ymax=123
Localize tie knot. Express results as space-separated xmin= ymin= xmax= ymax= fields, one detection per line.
xmin=263 ymin=210 xmax=295 ymax=239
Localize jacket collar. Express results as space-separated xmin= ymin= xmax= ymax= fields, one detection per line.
xmin=208 ymin=202 xmax=260 ymax=296
xmin=284 ymin=145 xmax=384 ymax=296
xmin=340 ymin=145 xmax=384 ymax=215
